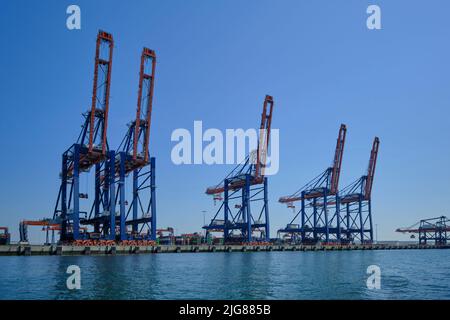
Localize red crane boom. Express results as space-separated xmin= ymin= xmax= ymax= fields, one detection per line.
xmin=88 ymin=30 xmax=114 ymax=156
xmin=205 ymin=95 xmax=274 ymax=195
xmin=278 ymin=124 xmax=346 ymax=204
xmin=364 ymin=137 xmax=379 ymax=200
xmin=330 ymin=124 xmax=347 ymax=195
xmin=133 ymin=48 xmax=156 ymax=163
xmin=255 ymin=95 xmax=274 ymax=179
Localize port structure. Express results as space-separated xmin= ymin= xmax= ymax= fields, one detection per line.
xmin=53 ymin=31 xmax=115 ymax=241
xmin=278 ymin=124 xmax=347 ymax=244
xmin=19 ymin=219 xmax=73 ymax=245
xmin=339 ymin=137 xmax=379 ymax=244
xmin=203 ymin=95 xmax=274 ymax=243
xmin=157 ymin=228 xmax=175 ymax=245
xmin=396 ymin=216 xmax=450 ymax=245
xmin=114 ymin=47 xmax=157 ymax=241
xmin=0 ymin=227 xmax=10 ymax=245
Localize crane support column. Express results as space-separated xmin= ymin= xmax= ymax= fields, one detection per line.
xmin=108 ymin=151 xmax=116 ymax=240
xmin=263 ymin=177 xmax=270 ymax=241
xmin=336 ymin=193 xmax=341 ymax=241
xmin=368 ymin=200 xmax=374 ymax=241
xmin=358 ymin=194 xmax=364 ymax=242
xmin=72 ymin=144 xmax=80 ymax=240
xmin=61 ymin=153 xmax=68 ymax=240
xmin=119 ymin=152 xmax=126 ymax=240
xmin=223 ymin=179 xmax=229 ymax=239
xmin=150 ymin=157 xmax=157 ymax=240
xmin=324 ymin=192 xmax=329 ymax=242
xmin=301 ymin=192 xmax=306 ymax=241
xmin=245 ymin=174 xmax=252 ymax=242
xmin=94 ymin=163 xmax=101 ymax=232
xmin=132 ymin=169 xmax=138 ymax=233
xmin=312 ymin=198 xmax=317 ymax=240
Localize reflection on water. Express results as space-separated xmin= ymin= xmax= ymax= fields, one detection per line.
xmin=0 ymin=250 xmax=449 ymax=299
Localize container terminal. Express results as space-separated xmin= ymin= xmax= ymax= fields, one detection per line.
xmin=0 ymin=30 xmax=449 ymax=254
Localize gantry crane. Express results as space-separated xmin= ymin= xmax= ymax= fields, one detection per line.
xmin=203 ymin=95 xmax=274 ymax=243
xmin=339 ymin=137 xmax=379 ymax=244
xmin=19 ymin=219 xmax=61 ymax=244
xmin=396 ymin=216 xmax=449 ymax=245
xmin=19 ymin=219 xmax=87 ymax=244
xmin=278 ymin=124 xmax=347 ymax=244
xmin=53 ymin=30 xmax=115 ymax=241
xmin=114 ymin=47 xmax=157 ymax=241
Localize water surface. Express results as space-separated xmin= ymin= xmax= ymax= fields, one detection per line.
xmin=0 ymin=250 xmax=449 ymax=299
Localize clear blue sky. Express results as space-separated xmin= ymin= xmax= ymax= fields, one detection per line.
xmin=1 ymin=0 xmax=449 ymax=242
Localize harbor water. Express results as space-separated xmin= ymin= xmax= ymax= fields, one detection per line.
xmin=0 ymin=249 xmax=449 ymax=299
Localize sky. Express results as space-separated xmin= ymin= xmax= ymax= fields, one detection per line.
xmin=0 ymin=0 xmax=449 ymax=243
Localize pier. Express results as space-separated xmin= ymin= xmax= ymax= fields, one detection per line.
xmin=0 ymin=243 xmax=448 ymax=256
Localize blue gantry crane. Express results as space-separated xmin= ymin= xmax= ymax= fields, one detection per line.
xmin=396 ymin=216 xmax=449 ymax=245
xmin=278 ymin=124 xmax=347 ymax=244
xmin=52 ymin=31 xmax=158 ymax=244
xmin=114 ymin=47 xmax=157 ymax=241
xmin=53 ymin=30 xmax=115 ymax=242
xmin=203 ymin=95 xmax=274 ymax=243
xmin=339 ymin=137 xmax=379 ymax=244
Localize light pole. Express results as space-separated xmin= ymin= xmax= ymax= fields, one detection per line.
xmin=375 ymin=224 xmax=378 ymax=243
xmin=202 ymin=210 xmax=207 ymax=242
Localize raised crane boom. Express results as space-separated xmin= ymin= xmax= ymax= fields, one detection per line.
xmin=133 ymin=48 xmax=156 ymax=163
xmin=255 ymin=95 xmax=274 ymax=179
xmin=364 ymin=136 xmax=379 ymax=200
xmin=330 ymin=124 xmax=347 ymax=195
xmin=68 ymin=30 xmax=114 ymax=176
xmin=112 ymin=47 xmax=157 ymax=241
xmin=205 ymin=95 xmax=274 ymax=195
xmin=116 ymin=48 xmax=156 ymax=174
xmin=87 ymin=30 xmax=113 ymax=157
xmin=339 ymin=136 xmax=380 ymax=205
xmin=279 ymin=124 xmax=347 ymax=204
